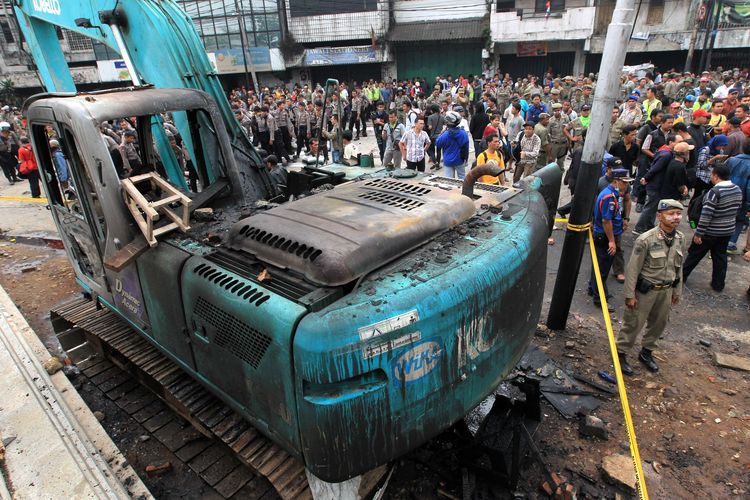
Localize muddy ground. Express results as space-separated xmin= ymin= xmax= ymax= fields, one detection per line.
xmin=0 ymin=238 xmax=748 ymax=499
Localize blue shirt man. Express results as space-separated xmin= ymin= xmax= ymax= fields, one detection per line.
xmin=435 ymin=113 xmax=469 ymax=179
xmin=527 ymin=95 xmax=549 ymax=124
xmin=589 ymin=169 xmax=633 ymax=311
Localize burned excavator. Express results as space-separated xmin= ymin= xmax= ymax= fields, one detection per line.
xmin=14 ymin=0 xmax=561 ymax=488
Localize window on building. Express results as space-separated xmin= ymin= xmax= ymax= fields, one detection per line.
xmin=646 ymin=0 xmax=665 ymax=25
xmin=176 ymin=0 xmax=283 ymax=50
xmin=496 ymin=0 xmax=515 ymax=12
xmin=534 ymin=0 xmax=564 ymax=13
xmin=0 ymin=20 xmax=14 ymax=44
xmin=63 ymin=29 xmax=94 ymax=52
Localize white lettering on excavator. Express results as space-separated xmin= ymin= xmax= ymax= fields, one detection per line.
xmin=115 ymin=277 xmax=142 ymax=317
xmin=32 ymin=0 xmax=61 ymax=15
xmin=457 ymin=314 xmax=496 ymax=369
xmin=391 ymin=341 xmax=443 ymax=384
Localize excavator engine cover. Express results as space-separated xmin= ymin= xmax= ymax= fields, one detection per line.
xmin=227 ymin=178 xmax=476 ymax=286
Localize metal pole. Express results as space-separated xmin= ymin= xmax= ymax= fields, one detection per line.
xmin=684 ymin=0 xmax=703 ymax=72
xmin=704 ymin=0 xmax=722 ymax=71
xmin=234 ymin=0 xmax=251 ymax=91
xmin=698 ymin=0 xmax=715 ymax=72
xmin=235 ymin=0 xmax=259 ymax=91
xmin=546 ymin=0 xmax=637 ymax=330
xmin=108 ymin=23 xmax=142 ymax=86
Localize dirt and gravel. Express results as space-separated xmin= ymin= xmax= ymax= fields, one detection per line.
xmin=0 ymin=233 xmax=748 ymax=499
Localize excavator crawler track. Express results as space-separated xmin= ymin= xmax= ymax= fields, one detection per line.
xmin=51 ymin=298 xmax=312 ymax=500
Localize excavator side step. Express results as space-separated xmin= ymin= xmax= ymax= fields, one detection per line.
xmin=51 ymin=298 xmax=312 ymax=500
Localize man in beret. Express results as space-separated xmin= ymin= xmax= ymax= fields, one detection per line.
xmin=617 ymin=199 xmax=686 ymax=374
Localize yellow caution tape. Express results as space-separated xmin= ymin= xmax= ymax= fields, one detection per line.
xmin=588 ymin=226 xmax=649 ymax=500
xmin=555 ymin=217 xmax=592 ymax=232
xmin=0 ymin=196 xmax=48 ymax=203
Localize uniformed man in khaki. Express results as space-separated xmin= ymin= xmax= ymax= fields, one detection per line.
xmin=572 ymin=84 xmax=594 ymax=113
xmin=534 ymin=113 xmax=551 ymax=170
xmin=616 ymin=199 xmax=686 ymax=375
xmin=548 ymin=103 xmax=569 ymax=170
xmin=564 ymin=104 xmax=590 ymax=148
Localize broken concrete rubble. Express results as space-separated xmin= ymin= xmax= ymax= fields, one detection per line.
xmin=601 ymin=454 xmax=637 ymax=493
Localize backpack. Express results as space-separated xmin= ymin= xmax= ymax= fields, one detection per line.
xmin=511 ymin=131 xmax=524 ymax=162
xmin=688 ymin=186 xmax=720 ymax=224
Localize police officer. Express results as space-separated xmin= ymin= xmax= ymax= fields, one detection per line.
xmin=589 ymin=169 xmax=633 ymax=312
xmin=617 ymin=199 xmax=686 ymax=375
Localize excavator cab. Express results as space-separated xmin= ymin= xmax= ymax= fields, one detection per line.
xmin=25 ymin=88 xmax=248 ymax=331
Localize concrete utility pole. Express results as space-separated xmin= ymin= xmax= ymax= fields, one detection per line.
xmin=547 ymin=0 xmax=637 ymax=330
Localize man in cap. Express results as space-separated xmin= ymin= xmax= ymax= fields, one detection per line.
xmin=725 ymin=116 xmax=747 ymax=157
xmin=620 ymin=95 xmax=643 ymax=126
xmin=723 ymin=87 xmax=741 ymax=116
xmin=589 ymin=167 xmax=633 ymax=312
xmin=674 ymin=95 xmax=696 ymax=125
xmin=572 ymin=84 xmax=594 ymax=113
xmin=564 ymin=104 xmax=590 ymax=147
xmin=548 ymin=87 xmax=562 ymax=108
xmin=617 ymin=199 xmax=686 ymax=374
xmin=660 ymin=141 xmax=692 ymax=202
xmin=534 ymin=113 xmax=551 ymax=170
xmin=0 ymin=122 xmax=20 ymax=185
xmin=607 ymin=106 xmax=626 ymax=150
xmin=548 ymin=103 xmax=569 ymax=170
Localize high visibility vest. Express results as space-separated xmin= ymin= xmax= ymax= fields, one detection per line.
xmin=643 ymin=99 xmax=661 ymax=120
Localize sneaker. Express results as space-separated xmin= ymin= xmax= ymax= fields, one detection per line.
xmin=727 ymin=244 xmax=739 ymax=254
xmin=635 ymin=203 xmax=644 ymax=213
xmin=631 ymin=229 xmax=643 ymax=236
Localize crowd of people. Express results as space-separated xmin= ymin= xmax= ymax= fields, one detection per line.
xmin=2 ymin=65 xmax=749 ymax=375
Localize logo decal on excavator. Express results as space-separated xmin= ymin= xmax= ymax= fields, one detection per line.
xmin=32 ymin=0 xmax=61 ymax=15
xmin=392 ymin=340 xmax=443 ymax=385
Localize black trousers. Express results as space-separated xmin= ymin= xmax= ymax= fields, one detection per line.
xmin=374 ymin=124 xmax=385 ymax=160
xmin=348 ymin=112 xmax=360 ymax=135
xmin=406 ymin=158 xmax=425 ymax=172
xmin=274 ymin=131 xmax=290 ymax=161
xmin=27 ymin=169 xmax=41 ymax=197
xmin=258 ymin=131 xmax=272 ymax=156
xmin=683 ymin=234 xmax=731 ymax=291
xmin=296 ymin=127 xmax=309 ymax=156
xmin=280 ymin=127 xmax=293 ymax=157
xmin=361 ymin=107 xmax=368 ymax=136
xmin=0 ymin=154 xmax=18 ymax=182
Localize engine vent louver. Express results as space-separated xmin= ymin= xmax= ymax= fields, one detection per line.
xmin=236 ymin=226 xmax=323 ymax=262
xmin=364 ymin=178 xmax=432 ymax=195
xmin=194 ymin=297 xmax=272 ymax=368
xmin=192 ymin=263 xmax=270 ymax=306
xmin=429 ymin=176 xmax=507 ymax=194
xmin=357 ymin=191 xmax=425 ymax=211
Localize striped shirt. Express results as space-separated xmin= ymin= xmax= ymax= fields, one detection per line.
xmin=696 ymin=181 xmax=743 ymax=237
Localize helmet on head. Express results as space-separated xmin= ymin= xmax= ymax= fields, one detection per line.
xmin=444 ymin=111 xmax=460 ymax=127
xmin=0 ymin=121 xmax=10 ymax=131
